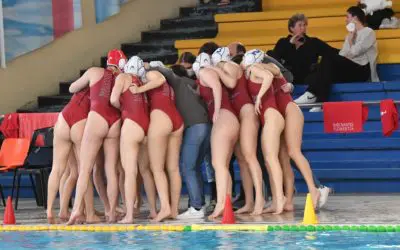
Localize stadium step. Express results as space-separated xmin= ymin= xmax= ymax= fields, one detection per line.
xmin=59 ymin=81 xmax=73 ymax=95
xmin=121 ymin=40 xmax=175 ymax=56
xmin=180 ymin=0 xmax=261 ymax=17
xmin=262 ymin=0 xmax=356 ymax=10
xmin=302 ymin=138 xmax=400 ymax=151
xmin=160 ymin=15 xmax=215 ymax=30
xmin=37 ymin=95 xmax=71 ymax=107
xmin=141 ymin=26 xmax=218 ymax=42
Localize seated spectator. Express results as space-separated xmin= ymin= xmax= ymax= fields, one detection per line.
xmin=177 ymin=52 xmax=196 ymax=79
xmin=295 ymin=6 xmax=379 ymax=110
xmin=198 ymin=41 xmax=220 ymax=55
xmin=268 ymin=13 xmax=339 ymax=85
xmin=358 ymin=0 xmax=398 ymax=29
xmin=178 ymin=52 xmax=196 ymax=69
xmin=228 ymin=41 xmax=295 ymax=84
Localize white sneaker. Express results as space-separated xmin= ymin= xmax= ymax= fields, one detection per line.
xmin=318 ymin=186 xmax=331 ymax=209
xmin=177 ymin=207 xmax=205 ymax=220
xmin=380 ymin=17 xmax=399 ymax=29
xmin=294 ymin=91 xmax=317 ymax=104
xmin=309 ymin=107 xmax=322 ymax=112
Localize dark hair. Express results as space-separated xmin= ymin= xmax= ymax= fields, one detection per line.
xmin=198 ymin=42 xmax=219 ymax=55
xmin=178 ymin=52 xmax=196 ymax=65
xmin=236 ymin=44 xmax=246 ymax=55
xmin=231 ymin=54 xmax=244 ymax=64
xmin=288 ymin=13 xmax=308 ymax=33
xmin=347 ymin=6 xmax=366 ymax=25
xmin=170 ymin=64 xmax=189 ymax=78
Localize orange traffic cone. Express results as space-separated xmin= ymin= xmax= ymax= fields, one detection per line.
xmin=3 ymin=196 xmax=16 ymax=225
xmin=221 ymin=195 xmax=235 ymax=224
xmin=302 ymin=193 xmax=318 ymax=225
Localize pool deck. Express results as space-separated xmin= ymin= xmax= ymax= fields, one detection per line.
xmin=1 ymin=194 xmax=399 ymax=226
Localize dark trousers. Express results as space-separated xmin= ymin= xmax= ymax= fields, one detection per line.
xmin=306 ymin=53 xmax=370 ymax=102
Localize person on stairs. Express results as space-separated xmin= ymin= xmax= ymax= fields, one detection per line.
xmin=268 ymin=14 xmax=340 ymax=85
xmin=295 ymin=6 xmax=379 ymax=111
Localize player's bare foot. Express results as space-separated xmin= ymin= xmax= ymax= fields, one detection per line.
xmin=150 ymin=207 xmax=171 ymax=223
xmin=118 ymin=215 xmax=134 ymax=224
xmin=310 ymin=189 xmax=321 ymax=210
xmin=262 ymin=202 xmax=276 ymax=214
xmin=67 ymin=210 xmax=82 ymax=225
xmin=250 ymin=199 xmax=265 ymax=216
xmin=148 ymin=210 xmax=157 ymax=219
xmin=58 ymin=210 xmax=71 ymax=222
xmin=86 ymin=214 xmax=102 ymax=224
xmin=208 ymin=203 xmax=224 ymax=220
xmin=47 ymin=215 xmax=58 ymax=224
xmin=273 ymin=196 xmax=286 ymax=215
xmin=283 ymin=200 xmax=294 ymax=212
xmin=235 ymin=203 xmax=254 ymax=214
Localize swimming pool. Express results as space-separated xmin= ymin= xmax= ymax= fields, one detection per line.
xmin=0 ymin=231 xmax=399 ymax=249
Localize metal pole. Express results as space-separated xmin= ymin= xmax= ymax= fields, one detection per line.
xmin=298 ymin=100 xmax=400 ymax=108
xmin=0 ymin=0 xmax=6 ymax=68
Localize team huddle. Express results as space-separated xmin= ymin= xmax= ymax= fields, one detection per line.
xmin=46 ymin=44 xmax=324 ymax=225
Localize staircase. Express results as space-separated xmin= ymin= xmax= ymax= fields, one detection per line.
xmin=17 ymin=0 xmax=261 ymax=113
xmin=293 ymin=82 xmax=400 ymax=193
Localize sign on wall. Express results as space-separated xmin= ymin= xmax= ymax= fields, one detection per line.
xmin=2 ymin=0 xmax=82 ymax=62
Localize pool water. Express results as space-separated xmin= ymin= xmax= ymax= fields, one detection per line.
xmin=0 ymin=231 xmax=399 ymax=249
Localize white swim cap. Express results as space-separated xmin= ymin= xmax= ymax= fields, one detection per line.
xmin=124 ymin=56 xmax=146 ymax=79
xmin=211 ymin=47 xmax=231 ymax=65
xmin=193 ymin=53 xmax=212 ymax=75
xmin=149 ymin=61 xmax=166 ymax=68
xmin=242 ymin=49 xmax=265 ymax=68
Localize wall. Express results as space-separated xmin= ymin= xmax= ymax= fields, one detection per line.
xmin=0 ymin=0 xmax=196 ymax=114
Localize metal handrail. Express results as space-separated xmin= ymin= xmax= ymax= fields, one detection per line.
xmin=298 ymin=100 xmax=400 ymax=108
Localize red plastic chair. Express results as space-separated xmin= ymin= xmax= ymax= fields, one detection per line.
xmin=0 ymin=138 xmax=30 ymax=171
xmin=0 ymin=138 xmax=30 ymax=207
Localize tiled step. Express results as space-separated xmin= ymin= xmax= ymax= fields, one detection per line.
xmin=121 ymin=40 xmax=175 ymax=56
xmin=59 ymin=81 xmax=73 ymax=95
xmin=302 ymin=138 xmax=400 ymax=151
xmin=180 ymin=0 xmax=261 ymax=17
xmin=141 ymin=25 xmax=217 ymax=42
xmin=160 ymin=15 xmax=215 ymax=30
xmin=17 ymin=105 xmax=65 ymax=113
xmin=38 ymin=95 xmax=71 ymax=107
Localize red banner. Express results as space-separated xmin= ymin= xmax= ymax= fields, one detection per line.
xmin=52 ymin=0 xmax=74 ymax=39
xmin=323 ymin=101 xmax=368 ymax=133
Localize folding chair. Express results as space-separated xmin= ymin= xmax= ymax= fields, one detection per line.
xmin=0 ymin=138 xmax=30 ymax=207
xmin=14 ymin=127 xmax=54 ymax=210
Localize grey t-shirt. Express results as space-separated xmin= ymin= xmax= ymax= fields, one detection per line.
xmin=151 ymin=67 xmax=209 ymax=128
xmin=262 ymin=55 xmax=294 ymax=83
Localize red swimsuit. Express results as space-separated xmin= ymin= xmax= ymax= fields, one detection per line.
xmin=120 ymin=76 xmax=150 ymax=134
xmin=147 ymin=81 xmax=183 ymax=131
xmin=229 ymin=74 xmax=253 ymax=115
xmin=247 ymin=79 xmax=278 ymax=125
xmin=272 ymin=77 xmax=293 ymax=117
xmin=196 ymin=80 xmax=237 ymax=121
xmin=61 ymin=87 xmax=90 ymax=128
xmin=90 ymin=69 xmax=121 ymax=127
